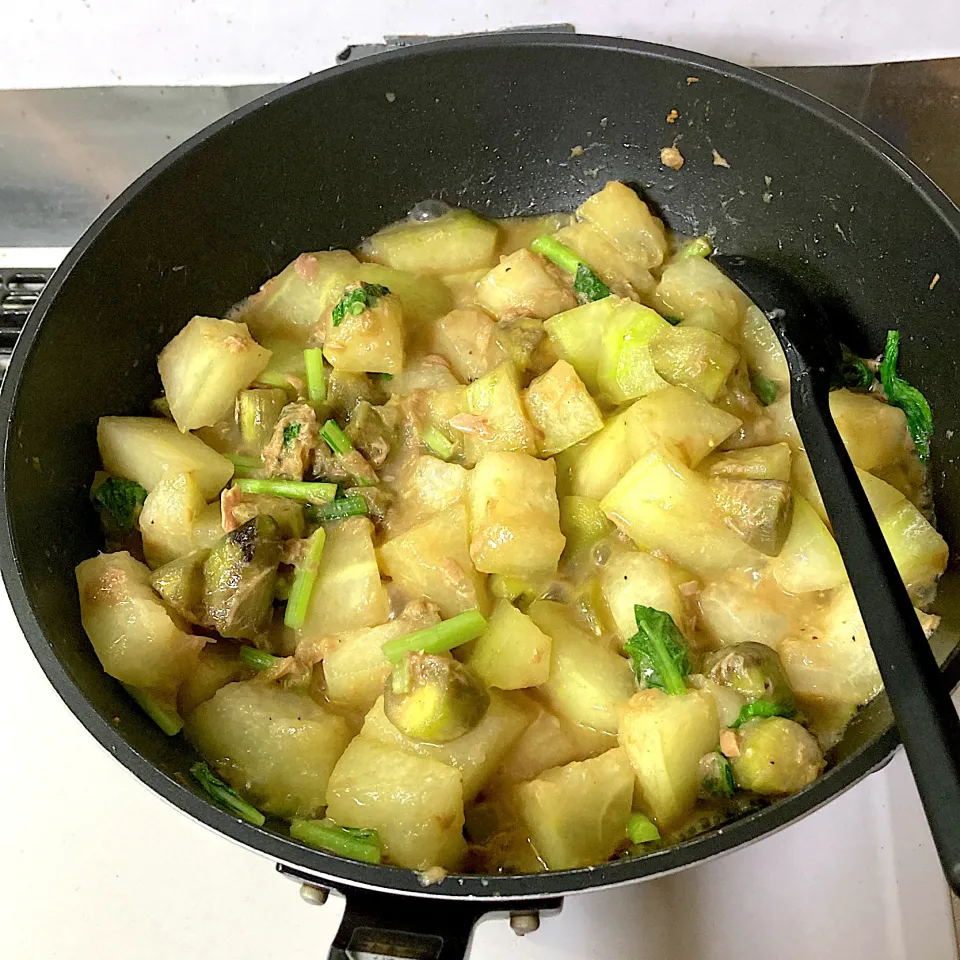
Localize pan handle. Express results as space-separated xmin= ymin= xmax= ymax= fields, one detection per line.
xmin=327 ymin=886 xmax=562 ymax=960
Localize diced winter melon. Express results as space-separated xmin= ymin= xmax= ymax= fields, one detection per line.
xmin=514 ymin=748 xmax=634 ymax=869
xmin=597 ymin=302 xmax=670 ymax=403
xmin=697 ymin=579 xmax=792 ymax=648
xmin=186 ymin=682 xmax=352 ymax=819
xmin=650 ymin=325 xmax=740 ymax=401
xmin=460 ymin=362 xmax=537 ymax=466
xmin=325 ymin=736 xmax=466 ymax=870
xmin=699 ymin=443 xmax=792 ymax=482
xmin=566 ymin=410 xmax=635 ymax=501
xmin=76 ymin=551 xmax=206 ymax=696
xmin=177 ymin=642 xmax=246 ymax=716
xmin=554 ymin=221 xmax=657 ymax=299
xmin=319 ymin=603 xmax=441 ymax=713
xmin=741 ymin=304 xmax=789 ymax=386
xmin=577 ymin=181 xmax=669 ymax=269
xmin=523 ymin=359 xmax=604 ymax=456
xmin=98 ymin=416 xmax=233 ymax=500
xmin=138 ymin=473 xmax=222 ymax=568
xmin=361 ymin=209 xmax=501 ymax=275
xmin=496 ymin=213 xmax=574 ymax=255
xmin=322 ymin=287 xmax=405 ymax=374
xmin=543 ymin=295 xmax=620 ymax=395
xmin=858 ymin=469 xmax=948 ymax=590
xmin=652 ymin=255 xmax=748 ymax=338
xmin=601 ymin=450 xmax=762 ymax=578
xmin=772 ymin=495 xmax=848 ymax=594
xmin=430 ymin=307 xmax=507 ymax=381
xmin=360 ymin=692 xmax=529 ymax=801
xmin=558 ymin=495 xmax=614 ymax=566
xmin=295 ymin=517 xmax=389 ymax=641
xmin=378 ymin=504 xmax=489 ymax=617
xmin=529 ymin=600 xmax=636 ymax=734
xmin=353 ymin=264 xmax=454 ymax=333
xmin=476 ymin=249 xmax=577 ymax=321
xmin=468 ymin=452 xmax=565 ymax=578
xmin=158 ymin=317 xmax=271 ymax=432
xmin=619 ymin=688 xmax=719 ymax=829
xmin=388 ymin=455 xmax=469 ymax=534
xmin=600 ymin=549 xmax=687 ymax=640
xmin=467 ymin=600 xmax=552 ymax=689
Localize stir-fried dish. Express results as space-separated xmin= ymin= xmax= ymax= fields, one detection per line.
xmin=76 ymin=181 xmax=947 ymax=875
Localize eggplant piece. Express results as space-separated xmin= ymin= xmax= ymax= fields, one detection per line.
xmin=263 ymin=402 xmax=318 ymax=480
xmin=345 ymin=400 xmax=396 ymax=468
xmin=711 ymin=477 xmax=793 ymax=556
xmin=220 ymin=487 xmax=306 ymax=539
xmin=202 ymin=516 xmax=282 ymax=641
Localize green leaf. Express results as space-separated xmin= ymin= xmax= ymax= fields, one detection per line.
xmin=190 ymin=762 xmax=265 ymax=826
xmin=282 ymin=422 xmax=301 ymax=450
xmin=624 ymin=604 xmax=691 ymax=696
xmin=573 ymin=263 xmax=611 ymax=303
xmin=880 ymin=330 xmax=933 ymax=461
xmin=90 ymin=476 xmax=148 ymax=532
xmin=730 ymin=699 xmax=796 ymax=728
xmin=239 ymin=646 xmax=282 ymax=671
xmin=837 ymin=347 xmax=874 ymax=390
xmin=331 ymin=282 xmax=391 ymax=326
xmin=750 ymin=371 xmax=778 ymax=406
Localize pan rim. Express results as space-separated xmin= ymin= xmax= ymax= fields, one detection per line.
xmin=1 ymin=31 xmax=955 ymax=901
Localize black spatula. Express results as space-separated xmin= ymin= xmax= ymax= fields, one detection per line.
xmin=713 ymin=254 xmax=960 ymax=894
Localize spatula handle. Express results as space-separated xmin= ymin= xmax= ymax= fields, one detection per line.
xmin=793 ymin=375 xmax=960 ymax=893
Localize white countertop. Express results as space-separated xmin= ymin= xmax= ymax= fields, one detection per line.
xmin=5 ymin=0 xmax=960 ymax=89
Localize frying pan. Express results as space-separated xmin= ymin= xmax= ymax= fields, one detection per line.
xmin=3 ymin=33 xmax=960 ymax=959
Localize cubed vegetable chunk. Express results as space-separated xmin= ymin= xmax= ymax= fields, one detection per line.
xmin=544 ymin=296 xmax=621 ymax=395
xmin=577 ymin=181 xmax=668 ymax=269
xmin=619 ymin=688 xmax=719 ymax=829
xmin=467 ymin=600 xmax=552 ymax=689
xmin=653 ymin=255 xmax=748 ymax=339
xmin=523 ymin=360 xmax=604 ymax=456
xmin=76 ymin=551 xmax=205 ymax=696
xmin=530 ymin=600 xmax=636 ymax=733
xmin=597 ymin=302 xmax=670 ymax=403
xmin=177 ymin=642 xmax=246 ymax=716
xmin=379 ymin=504 xmax=489 ymax=617
xmin=601 ymin=549 xmax=687 ymax=640
xmin=468 ymin=452 xmax=565 ymax=578
xmin=325 ymin=737 xmax=466 ymax=870
xmin=323 ymin=285 xmax=405 ymax=374
xmin=314 ymin=603 xmax=441 ymax=713
xmin=741 ymin=303 xmax=788 ymax=386
xmin=360 ymin=691 xmax=529 ymax=801
xmin=186 ymin=682 xmax=352 ymax=818
xmin=139 ymin=472 xmax=222 ymax=568
xmin=460 ymin=362 xmax=537 ymax=466
xmin=602 ymin=450 xmax=761 ymax=578
xmin=772 ymin=495 xmax=848 ymax=593
xmin=361 ymin=209 xmax=501 ymax=275
xmin=650 ymin=326 xmax=740 ymax=401
xmin=158 ymin=316 xmax=271 ymax=431
xmin=296 ymin=517 xmax=390 ymax=640
xmin=699 ymin=443 xmax=792 ymax=482
xmin=554 ymin=221 xmax=657 ymax=300
xmin=476 ymin=249 xmax=577 ymax=321
xmin=430 ymin=307 xmax=507 ymax=382
xmin=98 ymin=416 xmax=233 ymax=500
xmin=514 ymin=748 xmax=634 ymax=869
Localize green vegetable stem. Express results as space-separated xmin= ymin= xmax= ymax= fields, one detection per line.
xmin=382 ymin=609 xmax=488 ymax=664
xmin=232 ymin=478 xmax=337 ymax=505
xmin=190 ymin=761 xmax=266 ymax=826
xmin=289 ymin=818 xmax=382 ymax=863
xmin=530 ymin=235 xmax=611 ymax=304
xmin=283 ymin=528 xmax=327 ymax=629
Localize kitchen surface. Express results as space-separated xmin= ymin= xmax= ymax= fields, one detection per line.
xmin=3 ymin=5 xmax=960 ymax=959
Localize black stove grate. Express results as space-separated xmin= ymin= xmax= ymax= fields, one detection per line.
xmin=0 ymin=268 xmax=52 ymax=375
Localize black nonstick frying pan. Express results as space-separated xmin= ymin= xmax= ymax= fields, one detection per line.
xmin=3 ymin=34 xmax=960 ymax=959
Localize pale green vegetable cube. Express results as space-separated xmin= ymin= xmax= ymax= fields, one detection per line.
xmin=295 ymin=517 xmax=389 ymax=641
xmin=559 ymin=495 xmax=614 ymax=565
xmin=650 ymin=325 xmax=740 ymax=401
xmin=566 ymin=410 xmax=635 ymax=501
xmin=699 ymin=443 xmax=792 ymax=482
xmin=361 ymin=209 xmax=501 ymax=275
xmin=514 ymin=748 xmax=634 ymax=869
xmin=858 ymin=469 xmax=947 ymax=590
xmin=325 ymin=736 xmax=466 ymax=870
xmin=619 ymin=688 xmax=719 ymax=829
xmin=389 ymin=455 xmax=469 ymax=533
xmin=468 ymin=452 xmax=565 ymax=578
xmin=158 ymin=316 xmax=271 ymax=432
xmin=476 ymin=249 xmax=577 ymax=321
xmin=378 ymin=504 xmax=489 ymax=617
xmin=772 ymin=495 xmax=848 ymax=593
xmin=523 ymin=359 xmax=603 ymax=456
xmin=543 ymin=295 xmax=621 ymax=394
xmin=138 ymin=472 xmax=222 ymax=568
xmin=601 ymin=450 xmax=761 ymax=578
xmin=98 ymin=416 xmax=233 ymax=500
xmin=554 ymin=221 xmax=656 ymax=299
xmin=360 ymin=692 xmax=529 ymax=801
xmin=653 ymin=255 xmax=748 ymax=339
xmin=697 ymin=579 xmax=791 ymax=648
xmin=354 ymin=263 xmax=453 ymax=331
xmin=529 ymin=600 xmax=636 ymax=734
xmin=316 ymin=603 xmax=441 ymax=713
xmin=177 ymin=642 xmax=246 ymax=716
xmin=597 ymin=302 xmax=670 ymax=403
xmin=741 ymin=303 xmax=789 ymax=385
xmin=467 ymin=600 xmax=552 ymax=689
xmin=461 ymin=362 xmax=537 ymax=466
xmin=430 ymin=307 xmax=508 ymax=382
xmin=577 ymin=181 xmax=668 ymax=269
xmin=601 ymin=549 xmax=687 ymax=641
xmin=186 ymin=682 xmax=352 ymax=819
xmin=323 ymin=287 xmax=405 ymax=374
xmin=76 ymin=551 xmax=206 ymax=696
